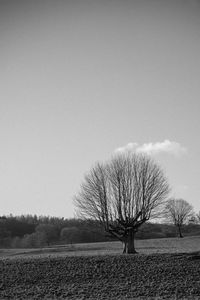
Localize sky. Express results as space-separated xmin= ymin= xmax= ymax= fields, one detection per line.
xmin=0 ymin=0 xmax=200 ymax=218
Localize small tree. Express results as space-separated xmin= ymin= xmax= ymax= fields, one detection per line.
xmin=74 ymin=152 xmax=169 ymax=254
xmin=165 ymin=198 xmax=194 ymax=238
xmin=196 ymin=211 xmax=200 ymax=224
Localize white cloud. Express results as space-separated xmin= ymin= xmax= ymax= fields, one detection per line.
xmin=115 ymin=140 xmax=187 ymax=157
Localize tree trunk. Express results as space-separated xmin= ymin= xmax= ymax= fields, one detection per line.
xmin=177 ymin=225 xmax=183 ymax=238
xmin=123 ymin=231 xmax=137 ymax=254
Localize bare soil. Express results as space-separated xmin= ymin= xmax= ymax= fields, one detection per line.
xmin=1 ymin=252 xmax=200 ymax=299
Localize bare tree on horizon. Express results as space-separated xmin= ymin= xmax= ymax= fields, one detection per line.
xmin=74 ymin=152 xmax=170 ymax=254
xmin=165 ymin=198 xmax=194 ymax=238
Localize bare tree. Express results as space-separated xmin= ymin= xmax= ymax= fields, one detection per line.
xmin=165 ymin=198 xmax=194 ymax=238
xmin=74 ymin=153 xmax=169 ymax=254
xmin=196 ymin=211 xmax=200 ymax=224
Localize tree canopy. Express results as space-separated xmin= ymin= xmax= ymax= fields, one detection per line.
xmin=165 ymin=198 xmax=194 ymax=237
xmin=74 ymin=152 xmax=170 ymax=253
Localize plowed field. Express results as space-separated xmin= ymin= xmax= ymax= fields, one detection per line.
xmin=1 ymin=253 xmax=200 ymax=299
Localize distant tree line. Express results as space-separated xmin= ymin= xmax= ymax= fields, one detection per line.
xmin=0 ymin=215 xmax=112 ymax=248
xmin=0 ymin=214 xmax=200 ymax=248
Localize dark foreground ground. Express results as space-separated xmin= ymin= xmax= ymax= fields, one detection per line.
xmin=1 ymin=252 xmax=200 ymax=299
